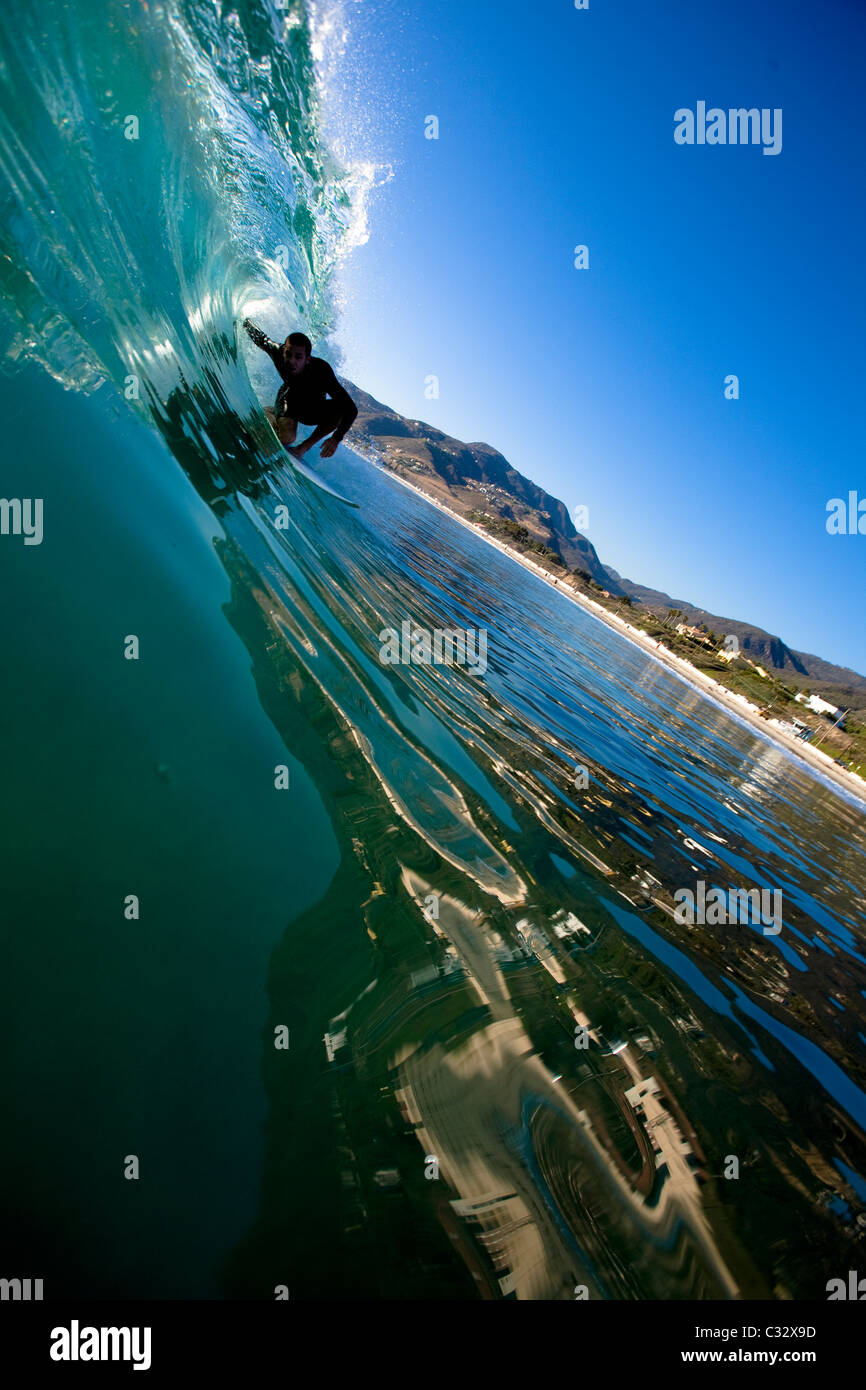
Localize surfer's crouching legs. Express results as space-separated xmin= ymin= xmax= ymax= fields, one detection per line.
xmin=265 ymin=405 xmax=298 ymax=445
xmin=275 ymin=414 xmax=298 ymax=446
xmin=292 ymin=401 xmax=345 ymax=458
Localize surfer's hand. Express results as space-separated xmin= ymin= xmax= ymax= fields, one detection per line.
xmin=320 ymin=437 xmax=339 ymax=458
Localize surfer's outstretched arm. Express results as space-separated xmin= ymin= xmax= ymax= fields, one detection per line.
xmin=243 ymin=318 xmax=283 ymax=367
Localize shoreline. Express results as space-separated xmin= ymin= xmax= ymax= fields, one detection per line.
xmin=370 ymin=458 xmax=866 ymax=810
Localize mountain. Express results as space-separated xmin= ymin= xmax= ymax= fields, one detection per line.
xmin=343 ymin=381 xmax=613 ymax=583
xmin=341 ymin=377 xmax=866 ymax=711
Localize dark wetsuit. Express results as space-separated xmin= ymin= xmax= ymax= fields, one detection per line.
xmin=244 ymin=320 xmax=358 ymax=443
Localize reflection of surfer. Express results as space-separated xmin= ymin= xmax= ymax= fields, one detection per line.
xmin=243 ymin=319 xmax=358 ymax=459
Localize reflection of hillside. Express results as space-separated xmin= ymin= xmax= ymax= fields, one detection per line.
xmin=394 ymin=1017 xmax=739 ymax=1300
xmin=386 ymin=871 xmax=746 ymax=1299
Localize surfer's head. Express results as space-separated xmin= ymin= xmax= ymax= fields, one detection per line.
xmin=283 ymin=331 xmax=311 ymax=375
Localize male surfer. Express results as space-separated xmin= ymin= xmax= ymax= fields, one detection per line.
xmin=243 ymin=318 xmax=358 ymax=459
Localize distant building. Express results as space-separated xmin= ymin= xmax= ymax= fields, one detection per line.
xmin=676 ymin=623 xmax=712 ymax=644
xmin=772 ymin=716 xmax=813 ymax=742
xmin=795 ymin=692 xmax=840 ymax=717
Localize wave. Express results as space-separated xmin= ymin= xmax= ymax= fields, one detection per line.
xmin=0 ymin=0 xmax=351 ymax=419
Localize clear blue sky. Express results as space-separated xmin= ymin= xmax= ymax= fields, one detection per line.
xmin=325 ymin=0 xmax=866 ymax=673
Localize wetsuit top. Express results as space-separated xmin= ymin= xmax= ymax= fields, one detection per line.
xmin=244 ymin=320 xmax=358 ymax=441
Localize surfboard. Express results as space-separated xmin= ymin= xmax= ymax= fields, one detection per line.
xmin=263 ymin=407 xmax=359 ymax=507
xmin=285 ymin=449 xmax=360 ymax=507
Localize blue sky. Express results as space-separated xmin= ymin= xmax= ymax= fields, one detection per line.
xmin=327 ymin=0 xmax=866 ymax=673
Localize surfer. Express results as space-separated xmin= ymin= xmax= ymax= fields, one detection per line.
xmin=243 ymin=319 xmax=358 ymax=458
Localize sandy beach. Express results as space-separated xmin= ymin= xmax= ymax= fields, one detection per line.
xmin=373 ymin=459 xmax=866 ymax=810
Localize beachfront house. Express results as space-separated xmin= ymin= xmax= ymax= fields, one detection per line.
xmin=794 ymin=692 xmax=840 ymax=717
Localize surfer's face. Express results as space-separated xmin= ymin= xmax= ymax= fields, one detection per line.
xmin=283 ymin=342 xmax=310 ymax=375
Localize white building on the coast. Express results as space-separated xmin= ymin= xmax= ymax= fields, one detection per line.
xmin=795 ymin=692 xmax=840 ymax=716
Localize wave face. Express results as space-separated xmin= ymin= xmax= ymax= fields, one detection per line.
xmin=0 ymin=0 xmax=347 ymax=411
xmin=2 ymin=0 xmax=866 ymax=1302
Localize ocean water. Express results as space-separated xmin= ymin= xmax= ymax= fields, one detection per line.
xmin=1 ymin=0 xmax=865 ymax=1301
